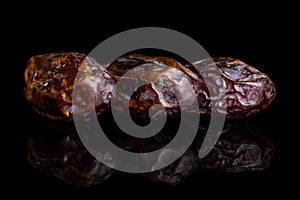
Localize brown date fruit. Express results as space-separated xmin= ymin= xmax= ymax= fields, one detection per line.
xmin=24 ymin=52 xmax=115 ymax=121
xmin=107 ymin=54 xmax=194 ymax=120
xmin=108 ymin=54 xmax=276 ymax=119
xmin=190 ymin=57 xmax=276 ymax=118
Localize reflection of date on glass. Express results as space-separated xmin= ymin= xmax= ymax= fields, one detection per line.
xmin=27 ymin=119 xmax=274 ymax=186
xmin=197 ymin=121 xmax=274 ymax=173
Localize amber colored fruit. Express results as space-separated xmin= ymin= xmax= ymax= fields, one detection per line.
xmin=24 ymin=52 xmax=115 ymax=121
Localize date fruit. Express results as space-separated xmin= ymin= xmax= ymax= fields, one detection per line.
xmin=191 ymin=57 xmax=276 ymax=118
xmin=24 ymin=53 xmax=275 ymax=120
xmin=108 ymin=54 xmax=195 ymax=119
xmin=24 ymin=52 xmax=115 ymax=121
xmin=108 ymin=54 xmax=276 ymax=118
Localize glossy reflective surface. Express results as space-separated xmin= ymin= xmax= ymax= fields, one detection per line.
xmin=27 ymin=115 xmax=275 ymax=186
xmin=27 ymin=119 xmax=115 ymax=187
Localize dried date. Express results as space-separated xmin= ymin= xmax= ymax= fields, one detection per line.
xmin=24 ymin=53 xmax=275 ymax=120
xmin=24 ymin=52 xmax=115 ymax=121
xmin=108 ymin=55 xmax=276 ymax=119
xmin=190 ymin=57 xmax=276 ymax=118
xmin=108 ymin=54 xmax=194 ymax=119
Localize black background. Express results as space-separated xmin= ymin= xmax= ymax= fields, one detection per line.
xmin=4 ymin=2 xmax=298 ymax=199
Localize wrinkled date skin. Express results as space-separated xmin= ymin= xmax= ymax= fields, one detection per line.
xmin=27 ymin=120 xmax=115 ymax=187
xmin=197 ymin=121 xmax=275 ymax=172
xmin=108 ymin=54 xmax=195 ymax=119
xmin=24 ymin=52 xmax=115 ymax=121
xmin=191 ymin=57 xmax=276 ymax=118
xmin=108 ymin=55 xmax=276 ymax=119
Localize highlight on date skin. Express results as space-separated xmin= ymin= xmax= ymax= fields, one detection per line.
xmin=24 ymin=52 xmax=115 ymax=121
